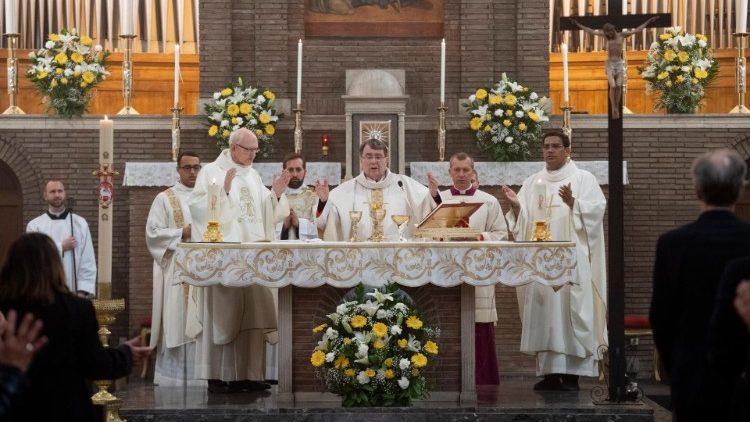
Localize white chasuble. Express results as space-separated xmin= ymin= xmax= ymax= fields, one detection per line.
xmin=319 ymin=171 xmax=433 ymax=241
xmin=146 ymin=182 xmax=203 ymax=386
xmin=275 ymin=186 xmax=319 ymax=240
xmin=439 ymin=189 xmax=509 ymax=323
xmin=188 ymin=150 xmax=280 ymax=381
xmin=505 ymin=161 xmax=608 ymax=376
xmin=27 ymin=212 xmax=97 ymax=295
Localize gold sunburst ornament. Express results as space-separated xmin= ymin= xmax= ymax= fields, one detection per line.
xmin=360 ymin=121 xmax=391 ymax=144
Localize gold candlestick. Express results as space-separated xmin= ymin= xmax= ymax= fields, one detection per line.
xmin=437 ymin=104 xmax=447 ymax=161
xmin=117 ymin=35 xmax=139 ymax=115
xmin=730 ymin=33 xmax=750 ymax=113
xmin=531 ymin=220 xmax=551 ymax=241
xmin=292 ymin=106 xmax=303 ymax=153
xmin=2 ymin=33 xmax=25 ymax=114
xmin=202 ymin=221 xmax=223 ymax=242
xmin=349 ymin=211 xmax=362 ymax=242
xmin=90 ymin=292 xmax=126 ymax=422
xmin=560 ymin=105 xmax=573 ymax=144
xmin=171 ymin=107 xmax=182 ymax=161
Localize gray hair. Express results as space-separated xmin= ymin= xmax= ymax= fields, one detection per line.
xmin=692 ymin=149 xmax=746 ymax=207
xmin=229 ymin=128 xmax=257 ymax=146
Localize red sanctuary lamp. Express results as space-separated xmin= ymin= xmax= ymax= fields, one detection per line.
xmin=321 ymin=134 xmax=330 ymax=156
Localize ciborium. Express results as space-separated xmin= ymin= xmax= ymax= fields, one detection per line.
xmin=370 ymin=208 xmax=386 ymax=242
xmin=349 ymin=211 xmax=362 ymax=242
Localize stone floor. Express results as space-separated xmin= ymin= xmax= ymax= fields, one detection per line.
xmin=116 ymin=378 xmax=668 ymax=421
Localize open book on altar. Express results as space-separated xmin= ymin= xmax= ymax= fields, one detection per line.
xmin=415 ymin=202 xmax=483 ymax=241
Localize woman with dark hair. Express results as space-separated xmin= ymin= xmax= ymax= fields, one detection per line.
xmin=0 ymin=233 xmax=150 ymax=422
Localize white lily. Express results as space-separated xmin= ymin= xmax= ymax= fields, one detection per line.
xmin=357 ymin=371 xmax=371 ymax=384
xmin=398 ymin=376 xmax=410 ymax=389
xmin=357 ymin=300 xmax=380 ymax=317
xmin=366 ymin=290 xmax=394 ymax=304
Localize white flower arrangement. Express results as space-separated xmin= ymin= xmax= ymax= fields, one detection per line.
xmin=204 ymin=78 xmax=281 ymax=157
xmin=463 ymin=73 xmax=550 ymax=161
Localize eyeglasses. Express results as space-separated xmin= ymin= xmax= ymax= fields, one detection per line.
xmin=179 ymin=165 xmax=202 ymax=172
xmin=236 ymin=144 xmax=259 ymax=153
xmin=362 ymin=154 xmax=386 ymax=161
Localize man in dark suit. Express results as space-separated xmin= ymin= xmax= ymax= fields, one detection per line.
xmin=650 ymin=149 xmax=750 ymax=421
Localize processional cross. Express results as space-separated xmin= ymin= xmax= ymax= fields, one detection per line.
xmin=559 ymin=8 xmax=670 ymax=403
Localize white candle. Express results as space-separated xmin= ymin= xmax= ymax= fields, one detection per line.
xmin=622 ymin=0 xmax=627 ymax=14
xmin=561 ymin=43 xmax=569 ymax=104
xmin=440 ymin=38 xmax=446 ymax=104
xmin=5 ymin=0 xmax=17 ymax=33
xmin=737 ymin=0 xmax=748 ymax=33
xmin=532 ymin=178 xmax=547 ymax=222
xmin=296 ymin=39 xmax=303 ymax=106
xmin=99 ymin=115 xmax=114 ymax=165
xmin=174 ymin=44 xmax=180 ymax=107
xmin=121 ymin=0 xmax=133 ymax=35
xmin=208 ymin=178 xmax=220 ymax=222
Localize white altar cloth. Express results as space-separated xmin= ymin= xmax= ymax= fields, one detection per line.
xmin=173 ymin=241 xmax=577 ymax=288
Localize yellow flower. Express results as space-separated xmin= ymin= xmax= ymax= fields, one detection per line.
xmin=55 ymin=68 xmax=64 ymax=75
xmin=334 ymin=355 xmax=349 ymax=369
xmin=312 ymin=323 xmax=328 ymax=333
xmin=258 ymin=112 xmax=271 ymax=124
xmin=665 ymin=81 xmax=672 ymax=87
xmin=410 ymin=353 xmax=428 ymax=368
xmin=503 ymin=119 xmax=512 ymax=128
xmin=424 ymin=340 xmax=439 ymax=355
xmin=208 ymin=125 xmax=219 ymax=137
xmin=310 ymin=350 xmax=326 ymax=367
xmin=397 ymin=338 xmax=408 ymax=348
xmin=263 ymin=90 xmax=275 ymax=100
xmin=469 ymin=117 xmax=482 ymax=131
xmin=528 ymin=111 xmax=539 ymax=122
xmin=663 ymin=49 xmax=677 ymax=62
xmin=73 ymin=70 xmax=81 ymax=77
xmin=239 ymin=103 xmax=252 ymax=115
xmin=50 ymin=79 xmax=58 ymax=88
xmin=223 ymin=129 xmax=231 ymax=138
xmin=373 ymin=339 xmax=385 ymax=349
xmin=82 ymin=71 xmax=95 ymax=84
xmin=504 ymin=94 xmax=517 ymax=106
xmin=350 ymin=315 xmax=367 ymax=329
xmin=227 ymin=104 xmax=240 ymax=116
xmin=657 ymin=71 xmax=669 ymax=80
xmin=692 ymin=78 xmax=699 ymax=84
xmin=71 ymin=52 xmax=84 ymax=64
xmin=384 ymin=369 xmax=395 ymax=379
xmin=659 ymin=33 xmax=672 ymax=41
xmin=344 ymin=368 xmax=356 ymax=377
xmin=60 ymin=77 xmax=68 ymax=85
xmin=676 ymin=75 xmax=685 ymax=83
xmin=485 ymin=113 xmax=492 ymax=121
xmin=80 ymin=82 xmax=87 ymax=88
xmin=696 ymin=33 xmax=707 ymax=41
xmin=265 ymin=125 xmax=275 ymax=136
xmin=405 ymin=316 xmax=423 ymax=329
xmin=372 ymin=322 xmax=388 ymax=337
xmin=220 ymin=88 xmax=233 ymax=97
xmin=54 ymin=53 xmax=68 ymax=65
xmin=384 ymin=358 xmax=393 ymax=367
xmin=343 ymin=337 xmax=352 ymax=345
xmin=475 ymin=88 xmax=488 ymax=100
xmin=255 ymin=129 xmax=263 ymax=136
xmin=411 ymin=368 xmax=420 ymax=377
xmin=231 ymin=117 xmax=238 ymax=124
xmin=505 ymin=109 xmax=513 ymax=116
xmin=677 ymin=51 xmax=689 ymax=63
xmin=49 ymin=33 xmax=60 ymax=42
xmin=518 ymin=123 xmax=527 ymax=131
xmin=489 ymin=95 xmax=502 ymax=105
xmin=483 ymin=125 xmax=492 ymax=133
xmin=80 ymin=35 xmax=93 ymax=46
xmin=365 ymin=368 xmax=376 ymax=378
xmin=694 ymin=68 xmax=708 ymax=79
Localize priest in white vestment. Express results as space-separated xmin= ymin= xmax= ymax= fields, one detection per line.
xmin=146 ymin=151 xmax=204 ymax=386
xmin=27 ymin=180 xmax=96 ymax=296
xmin=428 ymin=152 xmax=508 ymax=385
xmin=187 ymin=128 xmax=289 ymax=392
xmin=319 ymin=138 xmax=433 ymax=241
xmin=502 ymin=131 xmax=607 ymax=391
xmin=275 ymin=152 xmax=329 ymax=240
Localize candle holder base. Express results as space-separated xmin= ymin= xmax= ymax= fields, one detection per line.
xmin=531 ymin=220 xmax=552 ymax=242
xmin=2 ymin=105 xmax=25 ymax=114
xmin=203 ymin=221 xmax=223 ymax=242
xmin=437 ymin=105 xmax=447 ymax=161
xmin=729 ymin=104 xmax=750 ymax=113
xmin=90 ymin=297 xmax=125 ymax=422
xmin=292 ymin=107 xmax=304 ymax=154
xmin=117 ymin=106 xmax=140 ymax=115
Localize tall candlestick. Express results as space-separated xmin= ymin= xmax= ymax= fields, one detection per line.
xmin=296 ymin=39 xmax=303 ymax=106
xmin=97 ymin=115 xmax=114 ymax=294
xmin=208 ymin=178 xmax=220 ymax=222
xmin=5 ymin=0 xmax=17 ymax=33
xmin=99 ymin=115 xmax=114 ymax=165
xmin=562 ymin=43 xmax=569 ymax=104
xmin=440 ymin=38 xmax=446 ymax=104
xmin=174 ymin=44 xmax=180 ymax=107
xmin=121 ymin=0 xmax=133 ymax=35
xmin=738 ymin=0 xmax=748 ymax=33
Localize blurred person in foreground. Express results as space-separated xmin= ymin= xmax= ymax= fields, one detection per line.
xmin=0 ymin=309 xmax=46 ymax=418
xmin=0 ymin=233 xmax=150 ymax=422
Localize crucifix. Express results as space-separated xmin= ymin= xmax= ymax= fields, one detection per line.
xmin=559 ymin=8 xmax=670 ymax=403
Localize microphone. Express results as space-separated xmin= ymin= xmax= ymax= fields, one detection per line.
xmin=397 ymin=178 xmax=414 ymax=217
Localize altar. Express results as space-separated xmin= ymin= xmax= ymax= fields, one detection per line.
xmin=173 ymin=240 xmax=577 ymax=404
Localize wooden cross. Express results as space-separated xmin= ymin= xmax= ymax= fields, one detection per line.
xmin=559 ymin=8 xmax=671 ymax=403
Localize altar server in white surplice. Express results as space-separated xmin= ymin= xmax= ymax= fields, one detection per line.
xmin=502 ymin=131 xmax=607 ymax=392
xmin=188 ymin=128 xmax=289 ymax=392
xmin=428 ymin=152 xmax=508 ymax=385
xmin=318 ymin=138 xmax=433 ymax=242
xmin=27 ymin=180 xmax=96 ymax=296
xmin=275 ymin=152 xmax=329 ymax=240
xmin=146 ymin=151 xmax=204 ymax=386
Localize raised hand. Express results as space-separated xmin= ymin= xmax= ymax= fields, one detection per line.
xmin=501 ymin=185 xmax=520 ymax=210
xmin=315 ymin=179 xmax=330 ymax=202
xmin=558 ymin=183 xmax=575 ymax=208
xmin=224 ymin=168 xmax=237 ymax=193
xmin=0 ymin=310 xmax=47 ymax=372
xmin=272 ymin=170 xmax=291 ymax=198
xmin=427 ymin=172 xmax=440 ymax=197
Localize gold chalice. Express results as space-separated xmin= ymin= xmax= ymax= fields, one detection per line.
xmin=349 ymin=210 xmax=363 ymax=242
xmin=391 ymin=214 xmax=410 ymax=242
